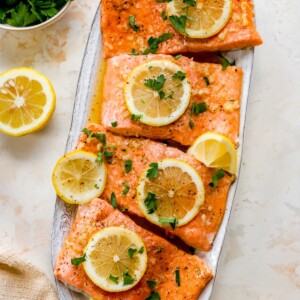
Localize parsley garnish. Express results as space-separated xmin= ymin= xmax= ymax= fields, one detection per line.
xmin=209 ymin=169 xmax=225 ymax=188
xmin=121 ymin=148 xmax=127 ymax=152
xmin=71 ymin=253 xmax=86 ymax=266
xmin=183 ymin=0 xmax=196 ymax=6
xmin=146 ymin=33 xmax=174 ymax=54
xmin=128 ymin=247 xmax=137 ymax=259
xmin=124 ymin=160 xmax=132 ymax=173
xmin=147 ymin=280 xmax=156 ymax=289
xmin=174 ymin=54 xmax=182 ymax=60
xmin=203 ymin=76 xmax=210 ymax=86
xmin=158 ymin=217 xmax=178 ymax=229
xmin=94 ymin=183 xmax=99 ymax=189
xmin=144 ymin=74 xmax=166 ymax=91
xmin=175 ymin=269 xmax=180 ymax=286
xmin=96 ymin=151 xmax=103 ymax=165
xmin=169 ymin=15 xmax=187 ymax=36
xmin=131 ymin=48 xmax=139 ymax=56
xmin=110 ymin=192 xmax=117 ymax=208
xmin=156 ymin=0 xmax=166 ymax=2
xmin=109 ymin=274 xmax=118 ymax=284
xmin=161 ymin=10 xmax=167 ymax=21
xmin=190 ymin=102 xmax=207 ymax=115
xmin=122 ymin=182 xmax=130 ymax=195
xmin=144 ymin=192 xmax=158 ymax=214
xmin=123 ymin=270 xmax=135 ymax=285
xmin=111 ymin=121 xmax=118 ymax=127
xmin=147 ymin=163 xmax=159 ymax=178
xmin=82 ymin=127 xmax=92 ymax=138
xmin=157 ymin=246 xmax=163 ymax=253
xmin=172 ymin=70 xmax=186 ymax=81
xmin=189 ymin=120 xmax=194 ymax=129
xmin=91 ymin=132 xmax=106 ymax=145
xmin=146 ymin=291 xmax=161 ymax=300
xmin=128 ymin=15 xmax=140 ymax=32
xmin=138 ymin=246 xmax=144 ymax=254
xmin=131 ymin=114 xmax=143 ymax=121
xmin=216 ymin=53 xmax=235 ymax=70
xmin=121 ymin=206 xmax=127 ymax=212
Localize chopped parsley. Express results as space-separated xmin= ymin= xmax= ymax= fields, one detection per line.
xmin=146 ymin=291 xmax=161 ymax=300
xmin=144 ymin=74 xmax=166 ymax=92
xmin=169 ymin=15 xmax=187 ymax=36
xmin=124 ymin=160 xmax=132 ymax=173
xmin=203 ymin=76 xmax=210 ymax=86
xmin=175 ymin=269 xmax=180 ymax=286
xmin=96 ymin=151 xmax=103 ymax=165
xmin=174 ymin=54 xmax=182 ymax=60
xmin=158 ymin=217 xmax=178 ymax=229
xmin=94 ymin=183 xmax=99 ymax=189
xmin=128 ymin=247 xmax=137 ymax=259
xmin=161 ymin=10 xmax=167 ymax=21
xmin=156 ymin=0 xmax=166 ymax=2
xmin=71 ymin=253 xmax=86 ymax=266
xmin=138 ymin=246 xmax=144 ymax=254
xmin=128 ymin=15 xmax=140 ymax=31
xmin=122 ymin=182 xmax=130 ymax=196
xmin=109 ymin=274 xmax=119 ymax=284
xmin=121 ymin=206 xmax=127 ymax=212
xmin=209 ymin=169 xmax=225 ymax=188
xmin=147 ymin=162 xmax=159 ymax=179
xmin=131 ymin=114 xmax=143 ymax=121
xmin=121 ymin=148 xmax=127 ymax=152
xmin=131 ymin=48 xmax=139 ymax=56
xmin=123 ymin=270 xmax=135 ymax=285
xmin=157 ymin=246 xmax=163 ymax=253
xmin=110 ymin=192 xmax=117 ymax=208
xmin=183 ymin=0 xmax=196 ymax=6
xmin=111 ymin=121 xmax=118 ymax=127
xmin=144 ymin=192 xmax=158 ymax=214
xmin=189 ymin=119 xmax=194 ymax=129
xmin=91 ymin=132 xmax=106 ymax=145
xmin=146 ymin=33 xmax=174 ymax=54
xmin=190 ymin=102 xmax=207 ymax=115
xmin=172 ymin=70 xmax=186 ymax=81
xmin=216 ymin=53 xmax=235 ymax=70
xmin=147 ymin=280 xmax=156 ymax=289
xmin=82 ymin=127 xmax=92 ymax=138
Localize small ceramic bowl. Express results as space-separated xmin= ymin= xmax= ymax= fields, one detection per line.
xmin=0 ymin=2 xmax=71 ymax=31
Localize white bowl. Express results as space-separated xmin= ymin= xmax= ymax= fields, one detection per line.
xmin=0 ymin=2 xmax=71 ymax=31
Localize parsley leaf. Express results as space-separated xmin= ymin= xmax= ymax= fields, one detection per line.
xmin=157 ymin=246 xmax=163 ymax=253
xmin=146 ymin=291 xmax=161 ymax=300
xmin=144 ymin=192 xmax=158 ymax=214
xmin=190 ymin=102 xmax=207 ymax=115
xmin=203 ymin=76 xmax=210 ymax=86
xmin=96 ymin=151 xmax=103 ymax=165
xmin=147 ymin=163 xmax=159 ymax=178
xmin=111 ymin=121 xmax=118 ymax=127
xmin=147 ymin=280 xmax=156 ymax=289
xmin=131 ymin=48 xmax=139 ymax=56
xmin=71 ymin=253 xmax=86 ymax=266
xmin=183 ymin=0 xmax=196 ymax=6
xmin=144 ymin=74 xmax=166 ymax=91
xmin=131 ymin=114 xmax=143 ymax=121
xmin=124 ymin=160 xmax=132 ymax=173
xmin=161 ymin=10 xmax=167 ymax=21
xmin=147 ymin=33 xmax=174 ymax=54
xmin=169 ymin=15 xmax=187 ymax=35
xmin=109 ymin=274 xmax=119 ymax=284
xmin=138 ymin=246 xmax=144 ymax=254
xmin=209 ymin=169 xmax=225 ymax=188
xmin=189 ymin=120 xmax=194 ymax=129
xmin=158 ymin=217 xmax=178 ymax=229
xmin=175 ymin=269 xmax=180 ymax=286
xmin=128 ymin=247 xmax=137 ymax=259
xmin=122 ymin=182 xmax=130 ymax=195
xmin=172 ymin=70 xmax=186 ymax=81
xmin=123 ymin=270 xmax=135 ymax=285
xmin=91 ymin=132 xmax=106 ymax=145
xmin=128 ymin=15 xmax=139 ymax=31
xmin=110 ymin=192 xmax=117 ymax=208
xmin=82 ymin=127 xmax=92 ymax=138
xmin=174 ymin=54 xmax=182 ymax=60
xmin=216 ymin=53 xmax=235 ymax=70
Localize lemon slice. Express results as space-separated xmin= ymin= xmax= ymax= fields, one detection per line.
xmin=137 ymin=159 xmax=204 ymax=228
xmin=52 ymin=150 xmax=107 ymax=204
xmin=187 ymin=132 xmax=237 ymax=174
xmin=124 ymin=60 xmax=191 ymax=126
xmin=0 ymin=67 xmax=56 ymax=136
xmin=83 ymin=227 xmax=147 ymax=292
xmin=167 ymin=0 xmax=232 ymax=38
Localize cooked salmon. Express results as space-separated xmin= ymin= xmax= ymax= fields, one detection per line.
xmin=54 ymin=198 xmax=213 ymax=299
xmin=101 ymin=0 xmax=262 ymax=58
xmin=101 ymin=54 xmax=242 ymax=146
xmin=77 ymin=124 xmax=234 ymax=251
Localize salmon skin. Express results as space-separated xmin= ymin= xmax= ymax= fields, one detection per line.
xmin=101 ymin=0 xmax=262 ymax=58
xmin=77 ymin=124 xmax=234 ymax=251
xmin=102 ymin=54 xmax=243 ymax=146
xmin=54 ymin=198 xmax=213 ymax=300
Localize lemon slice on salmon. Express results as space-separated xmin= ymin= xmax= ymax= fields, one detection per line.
xmin=0 ymin=67 xmax=56 ymax=136
xmin=83 ymin=227 xmax=147 ymax=292
xmin=52 ymin=150 xmax=107 ymax=204
xmin=124 ymin=60 xmax=191 ymax=126
xmin=167 ymin=0 xmax=232 ymax=38
xmin=187 ymin=132 xmax=237 ymax=174
xmin=137 ymin=158 xmax=204 ymax=228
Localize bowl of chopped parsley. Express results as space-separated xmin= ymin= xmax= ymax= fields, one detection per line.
xmin=0 ymin=0 xmax=72 ymax=31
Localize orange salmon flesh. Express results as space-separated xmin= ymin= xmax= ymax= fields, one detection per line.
xmin=101 ymin=54 xmax=243 ymax=146
xmin=101 ymin=0 xmax=262 ymax=58
xmin=77 ymin=124 xmax=234 ymax=251
xmin=54 ymin=198 xmax=213 ymax=299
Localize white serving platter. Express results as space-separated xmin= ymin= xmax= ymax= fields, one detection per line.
xmin=51 ymin=5 xmax=255 ymax=300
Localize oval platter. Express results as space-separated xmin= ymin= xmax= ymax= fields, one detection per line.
xmin=51 ymin=4 xmax=255 ymax=300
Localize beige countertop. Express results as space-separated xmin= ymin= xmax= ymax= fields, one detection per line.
xmin=1 ymin=1 xmax=299 ymax=299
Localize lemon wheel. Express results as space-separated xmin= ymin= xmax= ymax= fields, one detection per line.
xmin=0 ymin=67 xmax=56 ymax=136
xmin=167 ymin=0 xmax=232 ymax=38
xmin=124 ymin=60 xmax=191 ymax=126
xmin=187 ymin=132 xmax=237 ymax=174
xmin=52 ymin=150 xmax=107 ymax=204
xmin=83 ymin=227 xmax=147 ymax=292
xmin=137 ymin=158 xmax=204 ymax=228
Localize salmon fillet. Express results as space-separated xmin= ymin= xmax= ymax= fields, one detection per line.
xmin=101 ymin=54 xmax=242 ymax=146
xmin=54 ymin=198 xmax=213 ymax=299
xmin=77 ymin=124 xmax=234 ymax=251
xmin=101 ymin=0 xmax=262 ymax=58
